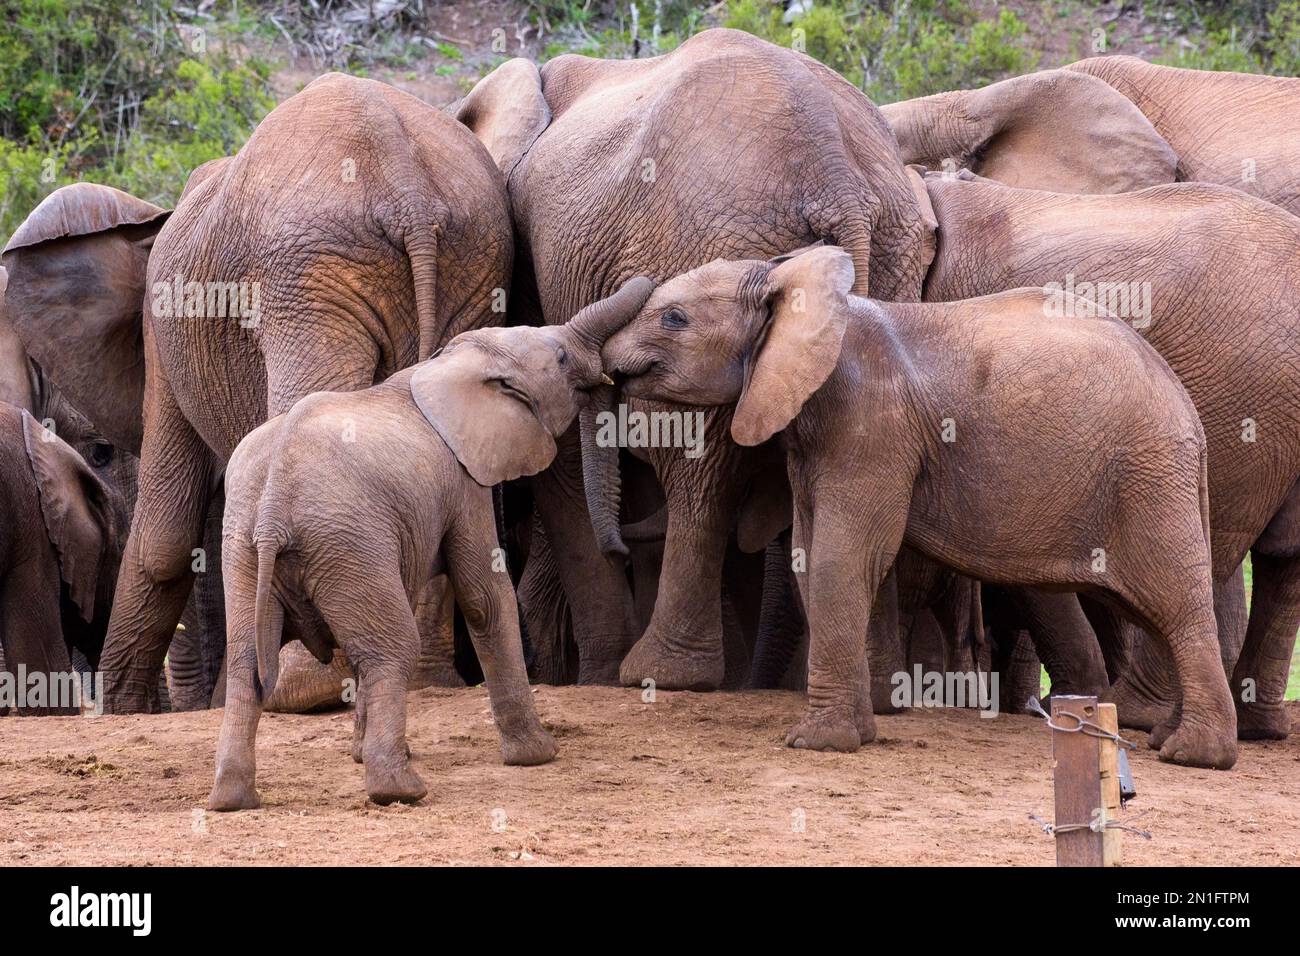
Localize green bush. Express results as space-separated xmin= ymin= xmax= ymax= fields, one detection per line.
xmin=1155 ymin=0 xmax=1300 ymax=74
xmin=724 ymin=0 xmax=1037 ymax=102
xmin=0 ymin=0 xmax=272 ymax=243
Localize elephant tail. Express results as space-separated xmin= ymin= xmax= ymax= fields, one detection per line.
xmin=253 ymin=537 xmax=283 ymax=702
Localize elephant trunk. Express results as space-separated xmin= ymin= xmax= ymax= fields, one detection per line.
xmin=882 ymin=92 xmax=968 ymax=171
xmin=579 ymin=384 xmax=626 ymax=557
xmin=565 ymin=276 xmax=655 ymax=351
xmin=562 ymin=276 xmax=654 ymax=559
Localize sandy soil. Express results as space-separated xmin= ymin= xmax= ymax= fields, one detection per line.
xmin=1 ymin=688 xmax=1296 ymax=866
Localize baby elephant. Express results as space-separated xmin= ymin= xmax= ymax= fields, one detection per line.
xmin=208 ymin=277 xmax=654 ymax=810
xmin=603 ymin=247 xmax=1237 ymax=769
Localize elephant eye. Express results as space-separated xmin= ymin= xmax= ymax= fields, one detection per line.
xmin=494 ymin=378 xmax=534 ymax=409
xmin=556 ymin=346 xmax=568 ymax=366
xmin=89 ymin=441 xmax=114 ymax=467
xmin=661 ymin=308 xmax=689 ymax=330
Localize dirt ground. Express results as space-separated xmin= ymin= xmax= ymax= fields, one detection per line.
xmin=1 ymin=688 xmax=1296 ymax=866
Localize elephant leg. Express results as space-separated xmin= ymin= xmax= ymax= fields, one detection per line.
xmin=1080 ymin=596 xmax=1132 ymax=683
xmin=1232 ymin=552 xmax=1300 ymax=740
xmin=1215 ymin=562 xmax=1249 ymax=676
xmin=168 ymin=490 xmax=230 ymax=711
xmin=990 ymin=628 xmax=1042 ymax=716
xmin=165 ymin=606 xmax=206 ymax=712
xmin=618 ymin=509 xmax=729 ymax=691
xmin=98 ymin=379 xmax=215 ymax=714
xmin=619 ymin=407 xmax=753 ymax=691
xmin=786 ymin=486 xmax=908 ymax=752
xmin=0 ymin=554 xmax=77 ymax=715
xmin=720 ymin=591 xmax=752 ymax=690
xmin=308 ymin=559 xmax=425 ymax=805
xmin=208 ymin=538 xmax=263 ymax=812
xmin=445 ymin=501 xmax=557 ymax=767
xmin=748 ymin=532 xmax=807 ymax=690
xmin=517 ymin=516 xmax=577 ymax=684
xmin=720 ymin=542 xmax=764 ymax=689
xmin=410 ymin=575 xmax=463 ymax=688
xmin=351 ymin=670 xmax=368 ymax=764
xmin=532 ymin=429 xmax=636 ymax=684
xmin=1004 ymin=589 xmax=1110 ymax=699
xmin=1140 ymin=585 xmax=1237 ymax=769
xmin=1102 ymin=564 xmax=1250 ymax=732
xmin=866 ymin=568 xmax=904 ymax=713
xmin=197 ymin=488 xmax=229 ymax=701
xmin=360 ymin=671 xmax=426 ymax=805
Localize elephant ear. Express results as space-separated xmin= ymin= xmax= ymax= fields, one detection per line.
xmin=2 ymin=183 xmax=170 ymax=455
xmin=455 ymin=58 xmax=551 ymax=183
xmin=21 ymin=409 xmax=117 ymax=622
xmin=411 ymin=346 xmax=557 ymax=487
xmin=0 ymin=267 xmax=39 ymax=414
xmin=731 ymin=247 xmax=854 ymax=448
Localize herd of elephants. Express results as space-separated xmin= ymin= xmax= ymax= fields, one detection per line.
xmin=0 ymin=28 xmax=1297 ymax=808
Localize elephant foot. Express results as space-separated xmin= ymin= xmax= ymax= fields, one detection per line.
xmin=100 ymin=672 xmax=162 ymax=715
xmin=263 ymin=646 xmax=353 ymax=713
xmin=618 ymin=632 xmax=724 ymax=691
xmin=365 ymin=762 xmax=428 ymax=806
xmin=408 ymin=663 xmax=464 ymax=690
xmin=1102 ymin=676 xmax=1173 ymax=732
xmin=856 ymin=704 xmax=878 ymax=745
xmin=207 ymin=772 xmax=261 ymax=812
xmin=500 ymin=725 xmax=559 ymax=766
xmin=1235 ymin=701 xmax=1292 ymax=740
xmin=870 ymin=679 xmax=903 ymax=714
xmin=1157 ymin=720 xmax=1238 ymax=770
xmin=785 ymin=706 xmax=862 ymax=753
xmin=577 ymin=659 xmax=623 ymax=686
xmin=1147 ymin=715 xmax=1180 ymax=750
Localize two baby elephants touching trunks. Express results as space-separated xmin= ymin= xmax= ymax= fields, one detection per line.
xmin=212 ymin=243 xmax=1234 ymax=809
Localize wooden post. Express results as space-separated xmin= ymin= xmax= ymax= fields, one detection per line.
xmin=1097 ymin=702 xmax=1123 ymax=866
xmin=1050 ymin=695 xmax=1104 ymax=866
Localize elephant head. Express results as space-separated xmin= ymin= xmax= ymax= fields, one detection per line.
xmin=1 ymin=182 xmax=171 ymax=455
xmin=412 ymin=276 xmax=654 ymax=487
xmin=20 ymin=408 xmax=125 ymax=655
xmin=604 ymin=246 xmax=854 ymax=446
xmin=880 ymin=69 xmax=1179 ymax=195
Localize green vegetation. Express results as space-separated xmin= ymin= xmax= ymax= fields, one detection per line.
xmin=0 ymin=0 xmax=273 ymax=241
xmin=723 ymin=0 xmax=1037 ymax=103
xmin=1155 ymin=0 xmax=1300 ymax=73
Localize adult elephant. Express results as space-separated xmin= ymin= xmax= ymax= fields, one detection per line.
xmin=456 ymin=28 xmax=932 ymax=689
xmin=910 ymin=170 xmax=1300 ymax=739
xmin=4 ymin=73 xmax=513 ymax=713
xmin=883 ymin=57 xmax=1300 ymax=218
xmin=880 ymin=67 xmax=1179 ymax=193
xmin=1066 ymin=55 xmax=1300 ymax=216
xmin=0 ymin=267 xmax=136 ymax=712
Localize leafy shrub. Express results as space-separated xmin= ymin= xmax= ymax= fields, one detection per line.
xmin=0 ymin=0 xmax=272 ymax=243
xmin=724 ymin=0 xmax=1037 ymax=102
